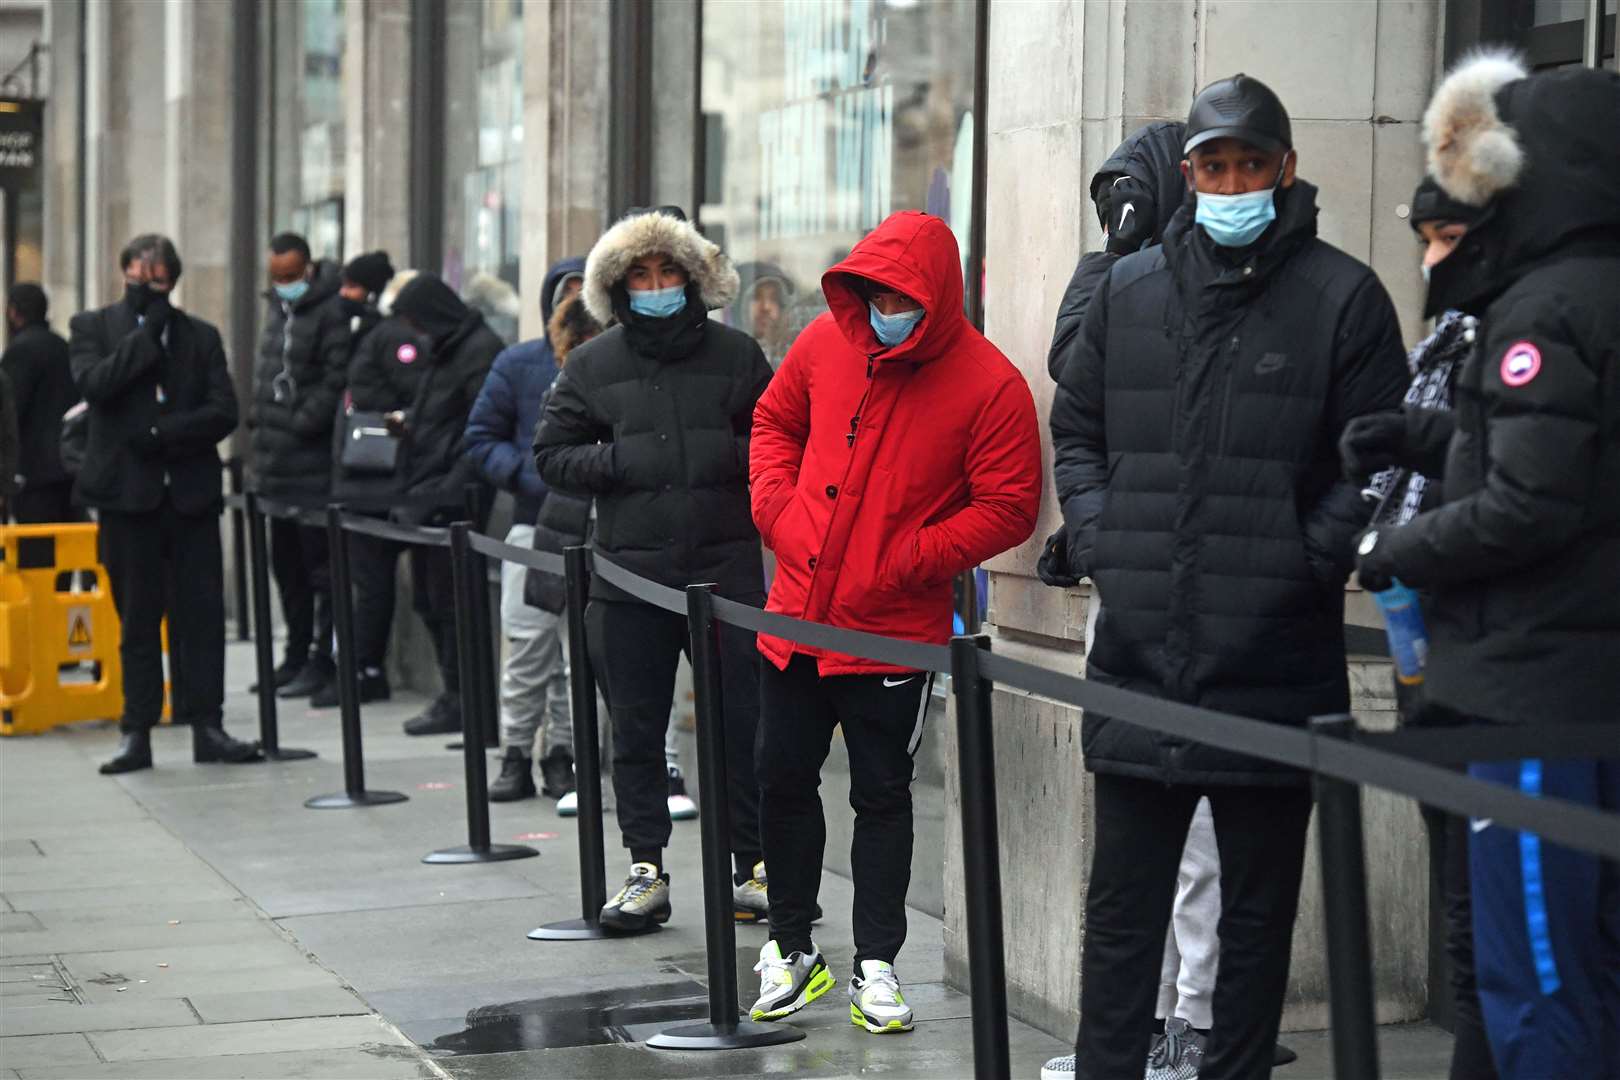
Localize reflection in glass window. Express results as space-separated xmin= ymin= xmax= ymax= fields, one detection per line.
xmin=272 ymin=0 xmax=346 ymax=260
xmin=444 ymin=0 xmax=524 ymax=344
xmin=701 ymin=0 xmax=978 ymax=366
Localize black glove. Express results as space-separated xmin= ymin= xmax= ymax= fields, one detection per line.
xmin=1354 ymin=528 xmax=1397 ymax=594
xmin=1103 ymin=176 xmax=1158 ymax=256
xmin=129 ymin=425 xmax=163 ymax=458
xmin=1339 ymin=411 xmax=1407 ymax=484
xmin=1036 ymin=526 xmax=1079 ymax=588
xmin=143 ymin=293 xmax=173 ymax=339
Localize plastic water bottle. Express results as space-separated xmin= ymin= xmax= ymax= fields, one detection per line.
xmin=1370 ymin=580 xmax=1428 ymax=686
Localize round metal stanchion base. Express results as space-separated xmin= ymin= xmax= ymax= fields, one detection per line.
xmin=526 ymin=917 xmax=662 ymax=941
xmin=304 ymin=790 xmax=409 ymax=809
xmin=444 ymin=741 xmax=462 ymax=751
xmin=422 ymin=844 xmax=539 ymax=864
xmin=645 ymin=1019 xmax=805 ymax=1051
xmin=264 ymin=747 xmax=318 ymax=762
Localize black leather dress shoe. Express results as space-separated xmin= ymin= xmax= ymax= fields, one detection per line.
xmin=193 ymin=726 xmax=264 ymax=764
xmin=278 ymin=656 xmax=336 ymax=699
xmin=99 ymin=732 xmax=153 ymax=775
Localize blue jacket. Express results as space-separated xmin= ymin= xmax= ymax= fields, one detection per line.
xmin=463 ymin=257 xmax=586 ymax=524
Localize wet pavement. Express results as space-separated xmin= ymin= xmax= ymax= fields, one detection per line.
xmin=1 ymin=640 xmax=1456 ymax=1078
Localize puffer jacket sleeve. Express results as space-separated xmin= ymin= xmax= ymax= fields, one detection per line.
xmin=464 ymin=351 xmax=527 ymax=492
xmin=285 ymin=307 xmax=350 ymax=439
xmin=1048 ymin=251 xmax=1119 ymax=383
xmin=533 ymin=360 xmax=618 ymax=496
xmin=1048 ymin=267 xmax=1113 ymax=578
xmin=1300 ymin=274 xmax=1408 ymax=584
xmin=1378 ymin=293 xmax=1603 ymax=586
xmin=749 ymin=333 xmax=811 ymax=547
xmin=906 ymin=367 xmax=1042 ymax=585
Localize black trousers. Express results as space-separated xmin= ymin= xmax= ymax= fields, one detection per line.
xmin=269 ymin=517 xmax=332 ymax=662
xmin=346 ymin=530 xmax=458 ymax=692
xmin=585 ymin=596 xmax=762 ymax=864
xmin=1422 ymin=804 xmax=1499 ymax=1080
xmin=757 ymin=654 xmax=933 ymax=970
xmin=100 ymin=496 xmax=226 ymax=733
xmin=1077 ymin=773 xmax=1314 ymax=1080
xmin=11 ymin=481 xmax=80 ymax=525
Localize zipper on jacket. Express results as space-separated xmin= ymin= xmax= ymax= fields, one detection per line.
xmin=847 ymin=353 xmax=878 ymax=448
xmin=1213 ymin=335 xmax=1238 ymax=455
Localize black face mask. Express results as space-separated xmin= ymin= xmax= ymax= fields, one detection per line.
xmin=339 ymin=296 xmax=370 ymax=319
xmin=124 ymin=281 xmax=153 ymax=314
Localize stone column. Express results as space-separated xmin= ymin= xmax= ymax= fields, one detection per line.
xmin=346 ymin=0 xmax=411 ymax=264
xmin=944 ymin=0 xmax=1439 ymax=1039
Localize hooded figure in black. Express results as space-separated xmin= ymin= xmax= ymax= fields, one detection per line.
xmin=1348 ymin=57 xmax=1620 ymax=1080
xmin=1049 ymin=76 xmax=1408 ymax=1080
xmin=251 ymin=236 xmax=350 ymax=698
xmin=534 ymin=207 xmax=772 ymax=929
xmin=2 ymin=282 xmax=80 ymax=522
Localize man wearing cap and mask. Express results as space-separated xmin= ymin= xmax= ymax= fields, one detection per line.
xmin=1048 ymin=75 xmax=1407 ymax=1078
xmin=1347 ymin=57 xmax=1620 ymax=1080
xmin=250 ymin=232 xmax=350 ymax=703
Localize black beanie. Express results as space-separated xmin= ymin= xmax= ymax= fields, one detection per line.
xmin=1409 ymin=175 xmax=1482 ymax=232
xmin=342 ymin=251 xmax=396 ymax=295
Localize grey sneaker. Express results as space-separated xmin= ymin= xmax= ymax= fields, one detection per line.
xmin=1040 ymin=1054 xmax=1076 ymax=1080
xmin=848 ymin=960 xmax=913 ymax=1033
xmin=750 ymin=940 xmax=834 ymax=1020
xmin=734 ymin=860 xmax=769 ymax=923
xmin=1145 ymin=1018 xmax=1206 ymax=1080
xmin=599 ymin=863 xmax=670 ymax=931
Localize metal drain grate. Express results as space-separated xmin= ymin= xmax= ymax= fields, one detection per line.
xmin=0 ymin=957 xmax=82 ymax=1007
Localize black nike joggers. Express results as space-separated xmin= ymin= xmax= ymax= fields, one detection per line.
xmin=757 ymin=653 xmax=934 ymax=973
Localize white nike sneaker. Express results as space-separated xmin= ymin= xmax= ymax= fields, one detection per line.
xmin=750 ymin=939 xmax=834 ymax=1020
xmin=555 ymin=790 xmax=578 ymax=817
xmin=849 ymin=959 xmax=913 ymax=1033
xmin=1040 ymin=1053 xmax=1076 ymax=1079
xmin=667 ymin=765 xmax=698 ymax=820
xmin=599 ymin=862 xmax=670 ymax=931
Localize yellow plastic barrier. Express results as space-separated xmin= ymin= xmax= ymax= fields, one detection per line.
xmin=0 ymin=523 xmax=169 ymax=736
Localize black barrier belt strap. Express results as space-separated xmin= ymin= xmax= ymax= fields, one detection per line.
xmin=975 ymin=651 xmax=1620 ymax=861
xmin=711 ymin=596 xmax=952 ymax=674
xmin=246 ymin=489 xmax=458 ymax=515
xmin=336 ymin=512 xmax=450 ymax=548
xmin=256 ymin=498 xmax=329 ymax=529
xmin=1360 ymin=723 xmax=1620 ymax=765
xmin=588 ymin=552 xmax=687 ymax=614
xmin=467 ymin=531 xmax=566 ymax=576
xmin=977 ymin=651 xmax=1316 ymax=769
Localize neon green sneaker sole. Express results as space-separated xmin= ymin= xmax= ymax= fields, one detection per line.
xmin=750 ymin=965 xmax=835 ymax=1021
xmin=850 ymin=1002 xmax=915 ymax=1033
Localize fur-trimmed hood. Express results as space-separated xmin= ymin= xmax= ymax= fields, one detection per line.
xmin=581 ymin=209 xmax=739 ymax=325
xmin=1421 ymin=55 xmax=1620 ymax=315
xmin=547 ymin=294 xmax=603 ymax=366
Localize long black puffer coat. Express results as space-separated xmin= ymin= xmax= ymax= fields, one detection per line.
xmin=1050 ymin=178 xmax=1408 ymax=786
xmin=534 ymin=211 xmax=771 ymax=603
xmin=1376 ymin=64 xmax=1620 ymax=727
xmin=250 ymin=260 xmax=349 ymax=495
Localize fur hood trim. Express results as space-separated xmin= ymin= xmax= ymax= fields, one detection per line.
xmin=582 ymin=211 xmax=739 ymax=324
xmin=1423 ymin=50 xmax=1529 ymax=206
xmin=377 ymin=269 xmax=420 ymax=316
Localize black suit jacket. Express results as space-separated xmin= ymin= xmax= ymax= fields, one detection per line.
xmin=1 ymin=323 xmax=77 ymax=488
xmin=68 ymin=299 xmax=239 ymax=515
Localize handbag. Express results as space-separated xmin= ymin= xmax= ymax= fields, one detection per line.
xmin=338 ymin=354 xmax=436 ymax=477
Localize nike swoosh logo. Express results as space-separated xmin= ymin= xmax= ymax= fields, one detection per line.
xmin=1118 ymin=203 xmax=1135 ymax=233
xmin=882 ymin=676 xmax=917 ymax=688
xmin=1471 ymin=818 xmax=1493 ymax=834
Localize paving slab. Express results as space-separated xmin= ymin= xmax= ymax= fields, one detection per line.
xmin=84 ymin=1014 xmax=413 ymax=1062
xmin=0 ymin=1032 xmax=101 ymax=1068
xmin=1 ymin=998 xmax=199 ymax=1037
xmin=14 ymin=1045 xmax=443 ymax=1079
xmin=2 ymin=908 xmax=289 ymax=956
xmin=187 ymin=985 xmax=373 ymax=1024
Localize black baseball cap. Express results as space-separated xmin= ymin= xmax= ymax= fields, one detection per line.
xmin=1184 ymin=73 xmax=1292 ymax=155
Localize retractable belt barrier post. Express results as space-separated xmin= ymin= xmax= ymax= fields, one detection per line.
xmin=950 ymin=634 xmax=1011 ymax=1080
xmin=1313 ymin=715 xmax=1381 ymax=1078
xmin=645 ymin=583 xmax=803 ymax=1051
xmin=228 ymin=459 xmax=249 ymax=642
xmin=530 ymin=545 xmax=644 ymax=940
xmin=243 ymin=494 xmax=315 ymax=762
xmin=305 ymin=505 xmax=407 ymax=809
xmin=424 ymin=523 xmax=536 ymax=864
xmin=461 ymin=485 xmax=500 ymax=750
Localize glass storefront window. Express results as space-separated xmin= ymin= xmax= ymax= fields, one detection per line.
xmin=443 ymin=0 xmax=524 ymax=344
xmin=268 ymin=0 xmax=347 ymax=260
xmin=700 ymin=0 xmax=978 ymax=365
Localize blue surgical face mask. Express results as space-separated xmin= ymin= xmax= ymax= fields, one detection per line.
xmin=869 ymin=303 xmax=924 ymax=347
xmin=274 ymin=279 xmax=310 ymax=303
xmin=627 ymin=283 xmax=687 ymax=318
xmin=1194 ymin=160 xmax=1287 ymax=248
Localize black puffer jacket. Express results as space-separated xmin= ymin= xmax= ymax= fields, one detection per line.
xmin=1377 ymin=64 xmax=1620 ymax=727
xmin=534 ymin=211 xmax=771 ymax=602
xmin=1051 ymin=179 xmax=1408 ymax=785
xmin=331 ymin=310 xmax=419 ymax=506
xmin=389 ymin=276 xmax=504 ymax=521
xmin=250 ymin=260 xmax=349 ymax=495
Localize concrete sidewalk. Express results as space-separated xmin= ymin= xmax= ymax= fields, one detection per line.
xmin=2 ymin=640 xmax=1454 ymax=1079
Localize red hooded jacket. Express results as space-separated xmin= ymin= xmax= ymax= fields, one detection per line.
xmin=751 ymin=211 xmax=1042 ymax=676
